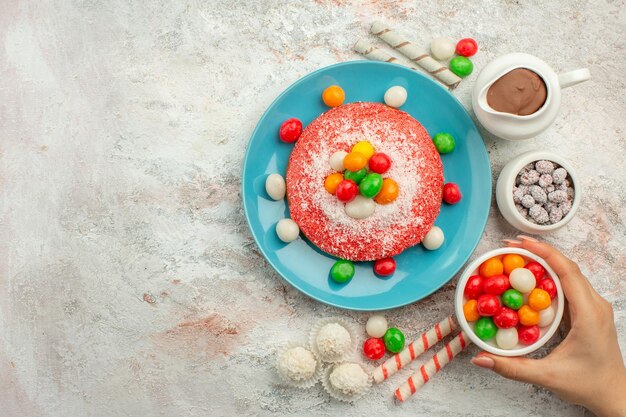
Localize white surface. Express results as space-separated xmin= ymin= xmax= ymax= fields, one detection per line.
xmin=1 ymin=1 xmax=625 ymax=416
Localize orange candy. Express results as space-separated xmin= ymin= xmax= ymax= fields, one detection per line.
xmin=463 ymin=299 xmax=480 ymax=322
xmin=343 ymin=152 xmax=367 ymax=172
xmin=374 ymin=178 xmax=399 ymax=204
xmin=518 ymin=305 xmax=540 ymax=326
xmin=479 ymin=257 xmax=504 ymax=278
xmin=502 ymin=254 xmax=525 ymax=275
xmin=324 ymin=173 xmax=344 ymax=194
xmin=528 ymin=288 xmax=551 ymax=311
xmin=322 ymin=85 xmax=345 ymax=107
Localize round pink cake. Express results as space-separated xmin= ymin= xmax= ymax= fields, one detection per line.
xmin=286 ymin=102 xmax=444 ymax=261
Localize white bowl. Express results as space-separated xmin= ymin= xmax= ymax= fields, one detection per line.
xmin=454 ymin=247 xmax=564 ymax=357
xmin=496 ymin=150 xmax=581 ymax=234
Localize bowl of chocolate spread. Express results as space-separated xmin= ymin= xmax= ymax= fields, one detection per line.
xmin=472 ymin=53 xmax=590 ymax=141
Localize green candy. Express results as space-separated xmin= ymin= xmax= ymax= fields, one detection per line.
xmin=330 ymin=260 xmax=355 ymax=283
xmin=474 ymin=317 xmax=497 ymax=341
xmin=344 ymin=168 xmax=367 ymax=184
xmin=383 ymin=327 xmax=405 ymax=353
xmin=359 ymin=173 xmax=383 ymax=198
xmin=432 ymin=133 xmax=456 ymax=154
xmin=502 ymin=289 xmax=524 ymax=310
xmin=449 ymin=56 xmax=473 ymax=77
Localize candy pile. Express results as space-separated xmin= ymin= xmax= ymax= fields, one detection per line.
xmin=430 ymin=37 xmax=478 ymax=78
xmin=462 ymin=254 xmax=558 ymax=349
xmin=362 ymin=315 xmax=406 ymax=360
xmin=513 ymin=160 xmax=575 ymax=225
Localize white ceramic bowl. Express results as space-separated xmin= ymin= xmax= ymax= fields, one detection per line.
xmin=496 ymin=150 xmax=581 ymax=234
xmin=454 ymin=247 xmax=564 ymax=356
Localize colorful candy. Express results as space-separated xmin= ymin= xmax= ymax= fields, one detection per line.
xmin=373 ymin=257 xmax=396 ymax=276
xmin=368 ymin=153 xmax=391 ymax=174
xmin=501 ymin=288 xmax=524 ymax=310
xmin=432 ymin=132 xmax=456 ymax=154
xmin=343 ymin=168 xmax=367 ymax=184
xmin=474 ymin=317 xmax=497 ymax=340
xmin=502 ymin=254 xmax=525 ymax=275
xmin=279 ymin=118 xmax=303 ymax=143
xmin=363 ymin=338 xmax=386 ymax=360
xmin=442 ymin=183 xmax=462 ymax=204
xmin=528 ymin=288 xmax=551 ymax=311
xmin=383 ymin=328 xmax=405 ymax=353
xmin=374 ymin=178 xmax=399 ymax=204
xmin=322 ymin=85 xmax=345 ymax=107
xmin=383 ymin=85 xmax=408 ymax=108
xmin=359 ymin=173 xmax=383 ymax=198
xmin=493 ymin=307 xmax=519 ymax=329
xmin=352 ymin=141 xmax=375 ymax=160
xmin=538 ymin=305 xmax=556 ymax=327
xmin=463 ymin=299 xmax=480 ymax=322
xmin=449 ymin=56 xmax=473 ymax=77
xmin=430 ymin=37 xmax=456 ymax=61
xmin=455 ymin=38 xmax=478 ymax=57
xmin=422 ymin=226 xmax=444 ymax=250
xmin=509 ymin=268 xmax=537 ymax=293
xmin=276 ymin=219 xmax=300 ymax=243
xmin=330 ymin=259 xmax=355 ymax=283
xmin=265 ymin=173 xmax=286 ymax=200
xmin=476 ymin=294 xmax=501 ymax=316
xmin=335 ymin=180 xmax=358 ymax=203
xmin=464 ymin=275 xmax=484 ymax=299
xmin=525 ymin=261 xmax=546 ymax=281
xmin=329 ymin=150 xmax=348 ymax=171
xmin=483 ymin=274 xmax=510 ymax=296
xmin=324 ymin=173 xmax=344 ymax=194
xmin=495 ymin=327 xmax=519 ymax=349
xmin=518 ymin=325 xmax=540 ymax=345
xmin=344 ymin=195 xmax=376 ymax=219
xmin=366 ymin=315 xmax=388 ymax=338
xmin=479 ymin=257 xmax=504 ymax=278
xmin=343 ymin=151 xmax=367 ymax=172
xmin=537 ymin=278 xmax=557 ymax=299
xmin=518 ymin=305 xmax=540 ymax=326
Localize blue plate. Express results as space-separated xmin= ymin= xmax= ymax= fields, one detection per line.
xmin=242 ymin=61 xmax=491 ymax=311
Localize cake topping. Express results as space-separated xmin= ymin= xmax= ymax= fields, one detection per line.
xmin=344 ymin=195 xmax=376 ymax=220
xmin=329 ymin=150 xmax=348 ymax=171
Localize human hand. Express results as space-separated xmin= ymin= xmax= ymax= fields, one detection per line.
xmin=470 ymin=235 xmax=626 ymax=417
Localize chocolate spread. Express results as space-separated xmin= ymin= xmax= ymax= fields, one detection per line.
xmin=487 ymin=68 xmax=547 ymax=116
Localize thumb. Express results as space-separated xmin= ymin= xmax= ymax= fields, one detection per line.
xmin=471 ymin=352 xmax=548 ymax=386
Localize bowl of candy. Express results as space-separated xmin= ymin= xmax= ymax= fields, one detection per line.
xmin=496 ymin=150 xmax=580 ymax=235
xmin=454 ymin=247 xmax=564 ymax=356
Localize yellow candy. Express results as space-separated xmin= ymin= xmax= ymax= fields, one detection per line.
xmin=351 ymin=141 xmax=375 ymax=160
xmin=324 ymin=173 xmax=344 ymax=194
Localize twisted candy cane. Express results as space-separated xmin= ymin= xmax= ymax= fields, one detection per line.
xmin=370 ymin=21 xmax=461 ymax=89
xmin=395 ymin=331 xmax=471 ymax=402
xmin=373 ymin=316 xmax=456 ymax=383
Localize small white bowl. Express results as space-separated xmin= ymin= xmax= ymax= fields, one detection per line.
xmin=496 ymin=150 xmax=581 ymax=234
xmin=454 ymin=247 xmax=564 ymax=357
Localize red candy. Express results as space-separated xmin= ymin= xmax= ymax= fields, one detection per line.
xmin=442 ymin=183 xmax=462 ymax=204
xmin=538 ymin=278 xmax=557 ymax=299
xmin=279 ymin=118 xmax=302 ymax=143
xmin=525 ymin=261 xmax=546 ymax=281
xmin=464 ymin=275 xmax=484 ymax=299
xmin=483 ymin=274 xmax=510 ymax=296
xmin=476 ymin=294 xmax=501 ymax=316
xmin=518 ymin=325 xmax=541 ymax=345
xmin=368 ymin=153 xmax=392 ymax=174
xmin=493 ymin=307 xmax=519 ymax=329
xmin=374 ymin=257 xmax=396 ymax=276
xmin=335 ymin=180 xmax=358 ymax=202
xmin=363 ymin=337 xmax=385 ymax=360
xmin=456 ymin=38 xmax=478 ymax=57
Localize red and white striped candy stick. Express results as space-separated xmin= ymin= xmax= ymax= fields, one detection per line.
xmin=373 ymin=316 xmax=456 ymax=384
xmin=394 ymin=331 xmax=471 ymax=402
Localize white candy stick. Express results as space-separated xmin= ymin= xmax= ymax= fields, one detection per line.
xmin=354 ymin=38 xmax=420 ymax=71
xmin=372 ymin=316 xmax=456 ymax=384
xmin=370 ymin=22 xmax=462 ymax=89
xmin=394 ymin=331 xmax=471 ymax=402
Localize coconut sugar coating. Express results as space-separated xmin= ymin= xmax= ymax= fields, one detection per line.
xmin=278 ymin=346 xmax=318 ymax=382
xmin=329 ymin=363 xmax=369 ymax=396
xmin=315 ymin=323 xmax=352 ymax=361
xmin=286 ymin=102 xmax=444 ymax=261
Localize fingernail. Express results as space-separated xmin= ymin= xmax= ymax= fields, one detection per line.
xmin=517 ymin=235 xmax=538 ymax=242
xmin=502 ymin=238 xmax=522 ymax=245
xmin=471 ymin=356 xmax=495 ymax=369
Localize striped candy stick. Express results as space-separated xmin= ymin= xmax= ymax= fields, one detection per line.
xmin=394 ymin=331 xmax=471 ymax=402
xmin=353 ymin=38 xmax=421 ymax=71
xmin=372 ymin=316 xmax=456 ymax=384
